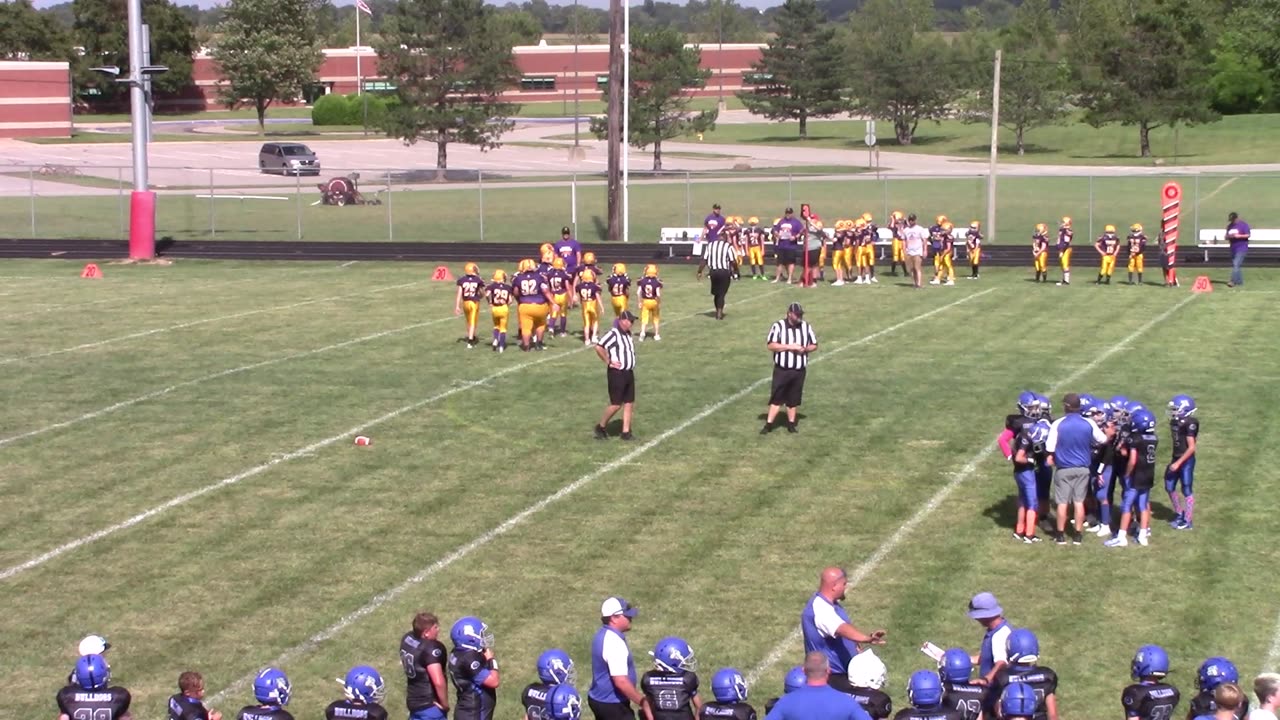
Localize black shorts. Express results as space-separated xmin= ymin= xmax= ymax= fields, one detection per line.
xmin=806 ymin=248 xmax=821 ymax=266
xmin=827 ymin=672 xmax=856 ymax=695
xmin=607 ymin=367 xmax=635 ymax=405
xmin=769 ymin=366 xmax=806 ymax=408
xmin=709 ymin=269 xmax=732 ymax=301
xmin=778 ymin=248 xmax=796 ymax=265
xmin=588 ymin=698 xmax=635 ymax=720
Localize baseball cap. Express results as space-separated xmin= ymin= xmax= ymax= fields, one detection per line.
xmin=713 ymin=203 xmax=721 ymax=210
xmin=787 ymin=302 xmax=804 ymax=317
xmin=78 ymin=635 xmax=110 ymax=656
xmin=601 ymin=596 xmax=639 ymax=619
xmin=617 ymin=311 xmax=637 ymax=322
xmin=561 ymin=226 xmax=572 ymax=235
xmin=966 ymin=592 xmax=1003 ymax=619
xmin=784 ymin=207 xmax=794 ymax=214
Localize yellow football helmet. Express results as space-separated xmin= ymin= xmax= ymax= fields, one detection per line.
xmin=970 ymin=220 xmax=981 ymax=229
xmin=613 ymin=263 xmax=627 ymax=275
xmin=861 ymin=212 xmax=873 ymax=223
xmin=1104 ymin=224 xmax=1117 ymax=233
xmin=1035 ymin=223 xmax=1048 ymax=234
xmin=854 ymin=218 xmax=867 ymax=228
xmin=519 ymin=258 xmax=535 ymax=272
xmin=644 ymin=264 xmax=659 ymax=278
xmin=891 ymin=210 xmax=904 ymax=220
xmin=580 ymin=268 xmax=596 ymax=283
xmin=748 ymin=216 xmax=759 ymax=226
xmin=773 ymin=217 xmax=781 ymax=226
xmin=1131 ymin=223 xmax=1143 ymax=233
xmin=1061 ymin=216 xmax=1072 ymax=227
xmin=936 ymin=215 xmax=948 ymax=225
xmin=539 ymin=242 xmax=554 ymax=255
xmin=583 ymin=251 xmax=596 ymax=265
xmin=942 ymin=221 xmax=953 ymax=232
xmin=541 ymin=248 xmax=555 ymax=264
xmin=552 ymin=257 xmax=565 ymax=270
xmin=492 ymin=269 xmax=507 ymax=283
xmin=463 ymin=262 xmax=478 ymax=275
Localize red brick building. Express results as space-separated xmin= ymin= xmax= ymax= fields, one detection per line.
xmin=0 ymin=61 xmax=73 ymax=138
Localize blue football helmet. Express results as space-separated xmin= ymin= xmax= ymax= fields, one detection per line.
xmin=711 ymin=668 xmax=749 ymax=703
xmin=342 ymin=665 xmax=386 ymax=704
xmin=1078 ymin=394 xmax=1102 ymax=417
xmin=651 ymin=637 xmax=697 ymax=673
xmin=1131 ymin=409 xmax=1157 ymax=433
xmin=938 ymin=648 xmax=972 ymax=683
xmin=1132 ymin=645 xmax=1170 ymax=680
xmin=254 ymin=668 xmax=292 ymax=706
xmin=1006 ymin=629 xmax=1040 ymax=665
xmin=1028 ymin=420 xmax=1051 ymax=446
xmin=1169 ymin=394 xmax=1197 ymax=419
xmin=450 ymin=616 xmax=494 ymax=652
xmin=848 ymin=649 xmax=887 ymax=690
xmin=1000 ymin=681 xmax=1039 ymax=718
xmin=908 ymin=669 xmax=944 ymax=708
xmin=783 ymin=666 xmax=806 ymax=694
xmin=547 ymin=684 xmax=583 ymax=720
xmin=537 ymin=649 xmax=577 ymax=685
xmin=1017 ymin=391 xmax=1039 ymax=417
xmin=1197 ymin=656 xmax=1239 ymax=692
xmin=1034 ymin=393 xmax=1052 ymax=418
xmin=74 ymin=654 xmax=111 ymax=690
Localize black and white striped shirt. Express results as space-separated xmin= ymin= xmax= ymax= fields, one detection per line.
xmin=598 ymin=326 xmax=636 ymax=370
xmin=766 ymin=319 xmax=818 ymax=369
xmin=704 ymin=239 xmax=737 ymax=271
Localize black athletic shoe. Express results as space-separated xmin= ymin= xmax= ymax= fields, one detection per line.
xmin=620 ymin=431 xmax=634 ymax=441
xmin=786 ymin=423 xmax=798 ymax=434
xmin=760 ymin=424 xmax=773 ymax=435
xmin=1054 ymin=533 xmax=1067 ymax=545
xmin=1072 ymin=532 xmax=1083 ymax=546
xmin=593 ymin=425 xmax=608 ymax=440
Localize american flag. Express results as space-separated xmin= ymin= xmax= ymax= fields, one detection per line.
xmin=355 ymin=0 xmax=372 ymax=15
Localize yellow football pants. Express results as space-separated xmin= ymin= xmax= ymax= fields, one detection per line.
xmin=1034 ymin=252 xmax=1048 ymax=273
xmin=640 ymin=299 xmax=660 ymax=324
xmin=1060 ymin=247 xmax=1072 ymax=271
xmin=1101 ymin=255 xmax=1117 ymax=276
xmin=1128 ymin=255 xmax=1145 ymax=273
xmin=491 ymin=305 xmax=509 ymax=333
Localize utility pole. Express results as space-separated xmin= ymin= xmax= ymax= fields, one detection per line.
xmin=986 ymin=49 xmax=1001 ymax=244
xmin=606 ymin=0 xmax=623 ymax=241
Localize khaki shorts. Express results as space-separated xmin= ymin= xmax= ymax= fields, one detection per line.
xmin=1053 ymin=466 xmax=1091 ymax=504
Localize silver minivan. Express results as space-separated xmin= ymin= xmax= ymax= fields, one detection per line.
xmin=258 ymin=142 xmax=321 ymax=175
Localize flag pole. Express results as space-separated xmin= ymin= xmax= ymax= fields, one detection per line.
xmin=355 ymin=7 xmax=362 ymax=96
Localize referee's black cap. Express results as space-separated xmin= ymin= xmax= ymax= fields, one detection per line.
xmin=618 ymin=310 xmax=637 ymax=322
xmin=787 ymin=302 xmax=804 ymax=317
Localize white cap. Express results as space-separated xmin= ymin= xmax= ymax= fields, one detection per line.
xmin=78 ymin=635 xmax=110 ymax=656
xmin=600 ymin=596 xmax=638 ymax=619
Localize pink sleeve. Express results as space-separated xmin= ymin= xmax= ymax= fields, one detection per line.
xmin=998 ymin=429 xmax=1015 ymax=459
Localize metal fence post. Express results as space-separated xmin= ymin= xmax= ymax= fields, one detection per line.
xmin=386 ymin=170 xmax=393 ymax=241
xmin=1193 ymin=173 xmax=1200 ymax=238
xmin=571 ymin=173 xmax=578 ymax=233
xmin=28 ymin=167 xmax=36 ymax=237
xmin=882 ymin=175 xmax=889 ymax=224
xmin=295 ymin=172 xmax=302 ymax=240
xmin=478 ymin=169 xmax=485 ymax=242
xmin=685 ymin=171 xmax=692 ymax=227
xmin=1088 ymin=175 xmax=1094 ymax=242
xmin=788 ymin=173 xmax=793 ymax=208
xmin=209 ymin=168 xmax=215 ymax=237
xmin=117 ymin=167 xmax=125 ymax=240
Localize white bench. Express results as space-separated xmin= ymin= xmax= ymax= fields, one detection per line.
xmin=1197 ymin=228 xmax=1280 ymax=261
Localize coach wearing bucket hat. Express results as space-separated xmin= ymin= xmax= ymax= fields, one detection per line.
xmin=590 ymin=596 xmax=643 ymax=720
xmin=967 ymin=592 xmax=1014 ymax=685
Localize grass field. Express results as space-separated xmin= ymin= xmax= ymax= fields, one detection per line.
xmin=702 ymin=113 xmax=1280 ymax=167
xmin=1 ymin=172 xmax=1274 ymax=244
xmin=1 ymin=259 xmax=1278 ymax=720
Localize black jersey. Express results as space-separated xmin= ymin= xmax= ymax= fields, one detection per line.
xmin=1014 ymin=426 xmax=1048 ymax=472
xmin=891 ymin=708 xmax=964 ymax=720
xmin=764 ymin=697 xmax=780 ymax=715
xmin=169 ymin=693 xmax=210 ymax=720
xmin=1128 ymin=432 xmax=1160 ymax=489
xmin=941 ymin=682 xmax=984 ymax=720
xmin=449 ymin=648 xmax=497 ymax=720
xmin=1092 ymin=429 xmax=1117 ymax=472
xmin=641 ymin=670 xmax=700 ymax=720
xmin=1170 ymin=416 xmax=1199 ymax=459
xmin=1006 ymin=414 xmax=1033 ymax=436
xmin=1122 ymin=682 xmax=1180 ymax=720
xmin=401 ymin=632 xmax=448 ymax=710
xmin=521 ymin=682 xmax=553 ymax=720
xmin=58 ymin=686 xmax=132 ymax=720
xmin=992 ymin=665 xmax=1058 ymax=720
xmin=699 ymin=701 xmax=757 ymax=720
xmin=849 ymin=687 xmax=893 ymax=720
xmin=236 ymin=705 xmax=294 ymax=720
xmin=1188 ymin=689 xmax=1248 ymax=720
xmin=324 ymin=700 xmax=388 ymax=720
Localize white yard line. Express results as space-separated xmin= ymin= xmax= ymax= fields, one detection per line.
xmin=205 ymin=287 xmax=997 ymax=706
xmin=0 ymin=281 xmax=419 ymax=365
xmin=0 ymin=286 xmax=785 ymax=584
xmin=743 ymin=292 xmax=1198 ymax=687
xmin=1199 ymin=176 xmax=1239 ymax=205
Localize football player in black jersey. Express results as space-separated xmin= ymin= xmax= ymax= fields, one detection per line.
xmin=236 ymin=668 xmax=293 ymax=720
xmin=1165 ymin=395 xmax=1199 ymax=530
xmin=58 ymin=655 xmax=132 ymax=720
xmin=999 ymin=683 xmax=1038 ymax=720
xmin=847 ymin=650 xmax=893 ymax=720
xmin=448 ymin=616 xmax=500 ymax=720
xmin=764 ymin=666 xmax=805 ymax=715
xmin=990 ymin=630 xmax=1058 ymax=720
xmin=170 ymin=671 xmax=222 ymax=720
xmin=1107 ymin=409 xmax=1159 ymax=548
xmin=1189 ymin=658 xmax=1248 ymax=720
xmin=700 ymin=668 xmax=756 ymax=720
xmin=938 ymin=649 xmax=983 ymax=720
xmin=641 ymin=636 xmax=702 ymax=720
xmin=894 ymin=670 xmax=963 ymax=720
xmin=328 ymin=666 xmax=389 ymax=720
xmin=523 ymin=649 xmax=576 ymax=720
xmin=402 ymin=612 xmax=450 ymax=720
xmin=1122 ymin=646 xmax=1180 ymax=720
xmin=1012 ymin=419 xmax=1051 ymax=544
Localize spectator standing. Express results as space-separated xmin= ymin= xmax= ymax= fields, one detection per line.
xmin=590 ymin=597 xmax=644 ymax=720
xmin=170 ymin=672 xmax=222 ymax=720
xmin=772 ymin=209 xmax=804 ymax=284
xmin=764 ymin=653 xmax=872 ymax=720
xmin=762 ymin=303 xmax=818 ymax=435
xmin=698 ymin=230 xmax=739 ymax=320
xmin=1226 ymin=212 xmax=1251 ymax=287
xmin=1046 ymin=393 xmax=1109 ymax=545
xmin=556 ymin=226 xmax=583 ymax=275
xmin=594 ymin=312 xmax=638 ymax=441
xmin=705 ymin=204 xmax=726 ymax=245
xmin=402 ymin=612 xmax=450 ymax=720
xmin=800 ymin=567 xmax=887 ymax=695
xmin=966 ymin=592 xmax=1013 ymax=686
xmin=1249 ymin=674 xmax=1280 ymax=720
xmin=902 ymin=215 xmax=928 ymax=289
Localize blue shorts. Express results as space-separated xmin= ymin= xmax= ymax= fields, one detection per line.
xmin=1035 ymin=465 xmax=1053 ymax=503
xmin=1095 ymin=466 xmax=1115 ymax=503
xmin=1164 ymin=455 xmax=1196 ymax=494
xmin=410 ymin=706 xmax=447 ymax=720
xmin=1121 ymin=483 xmax=1151 ymax=513
xmin=1014 ymin=469 xmax=1038 ymax=510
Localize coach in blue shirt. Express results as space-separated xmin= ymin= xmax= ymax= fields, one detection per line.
xmin=800 ymin=567 xmax=886 ymax=695
xmin=1046 ymin=393 xmax=1109 ymax=545
xmin=589 ymin=596 xmax=643 ymax=720
xmin=765 ymin=652 xmax=872 ymax=720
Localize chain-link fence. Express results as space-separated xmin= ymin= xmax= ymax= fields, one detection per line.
xmin=0 ymin=166 xmax=1271 ymax=245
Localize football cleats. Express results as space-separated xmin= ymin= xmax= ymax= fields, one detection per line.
xmin=537 ymin=649 xmax=577 ymax=685
xmin=651 ymin=636 xmax=697 ymax=673
xmin=908 ymin=669 xmax=943 ymax=709
xmin=450 ymin=616 xmax=494 ymax=651
xmin=711 ymin=668 xmax=749 ymax=703
xmin=342 ymin=665 xmax=386 ymax=704
xmin=1132 ymin=645 xmax=1170 ymax=679
xmin=254 ymin=668 xmax=292 ymax=707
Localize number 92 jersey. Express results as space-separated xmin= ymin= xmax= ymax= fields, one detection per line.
xmin=57 ymin=685 xmax=132 ymax=720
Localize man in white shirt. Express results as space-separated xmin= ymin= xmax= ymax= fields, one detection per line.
xmin=902 ymin=214 xmax=929 ymax=289
xmin=1249 ymin=673 xmax=1280 ymax=720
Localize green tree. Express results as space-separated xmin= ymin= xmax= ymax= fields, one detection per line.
xmin=846 ymin=0 xmax=955 ymax=145
xmin=690 ymin=0 xmax=762 ymax=43
xmin=211 ymin=0 xmax=323 ymax=132
xmin=490 ymin=9 xmax=543 ymax=45
xmin=1209 ymin=0 xmax=1280 ymax=112
xmin=0 ymin=0 xmax=72 ymax=60
xmin=588 ymin=26 xmax=717 ymax=170
xmin=71 ymin=0 xmax=197 ymax=102
xmin=1208 ymin=47 xmax=1273 ymax=114
xmin=736 ymin=0 xmax=846 ymax=138
xmin=1067 ymin=0 xmax=1219 ymax=157
xmin=377 ymin=0 xmax=521 ymax=180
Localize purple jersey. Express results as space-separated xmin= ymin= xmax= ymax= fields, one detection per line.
xmin=455 ymin=274 xmax=484 ymax=301
xmin=607 ymin=274 xmax=630 ymax=297
xmin=637 ymin=276 xmax=662 ymax=300
xmin=513 ymin=271 xmax=550 ymax=304
xmin=772 ymin=218 xmax=804 ymax=249
xmin=555 ymin=238 xmax=582 ymax=270
xmin=547 ymin=269 xmax=572 ymax=295
xmin=704 ymin=213 xmax=726 ymax=242
xmin=577 ymin=281 xmax=601 ymax=303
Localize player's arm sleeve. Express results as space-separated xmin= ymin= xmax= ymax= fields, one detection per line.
xmin=602 ymin=632 xmax=631 ymax=676
xmin=1121 ymin=687 xmax=1141 ymax=718
xmin=811 ymin=598 xmax=846 ymax=637
xmin=992 ymin=627 xmax=1011 ymax=664
xmin=998 ymin=429 xmax=1015 ymax=459
xmin=1187 ymin=420 xmax=1199 ymax=438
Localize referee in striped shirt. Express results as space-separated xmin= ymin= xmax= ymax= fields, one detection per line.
xmin=762 ymin=302 xmax=818 ymax=434
xmin=696 ymin=228 xmax=739 ymax=320
xmin=594 ymin=311 xmax=638 ymax=440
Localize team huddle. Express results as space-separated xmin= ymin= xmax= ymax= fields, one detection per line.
xmin=997 ymin=392 xmax=1200 ymax=546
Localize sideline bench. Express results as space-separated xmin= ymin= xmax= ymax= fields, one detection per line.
xmin=1197 ymin=228 xmax=1280 ymax=261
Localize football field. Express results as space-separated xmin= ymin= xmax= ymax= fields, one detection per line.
xmin=1 ymin=259 xmax=1277 ymax=720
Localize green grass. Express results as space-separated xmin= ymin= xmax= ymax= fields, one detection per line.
xmin=0 ymin=260 xmax=1276 ymax=720
xmin=702 ymin=113 xmax=1280 ymax=166
xmin=76 ymin=107 xmax=317 ymax=123
xmin=1 ymin=173 xmax=1271 ymax=243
